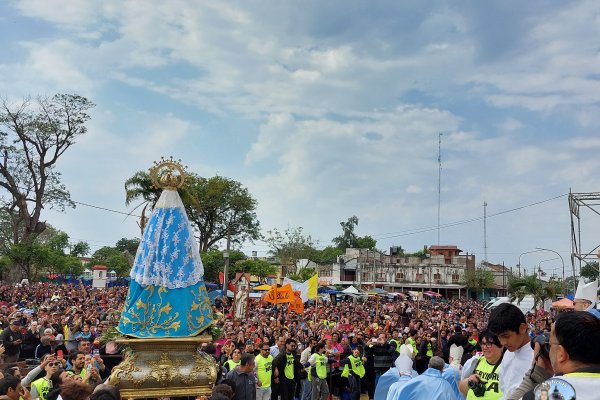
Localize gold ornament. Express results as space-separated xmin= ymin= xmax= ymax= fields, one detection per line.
xmin=149 ymin=156 xmax=187 ymax=190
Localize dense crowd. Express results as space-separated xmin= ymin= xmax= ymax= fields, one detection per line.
xmin=0 ymin=281 xmax=598 ymax=400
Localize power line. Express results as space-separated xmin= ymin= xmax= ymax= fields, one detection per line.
xmin=5 ymin=184 xmax=568 ymax=251
xmin=72 ymin=200 xmax=141 ymax=218
xmin=373 ymin=193 xmax=567 ymax=240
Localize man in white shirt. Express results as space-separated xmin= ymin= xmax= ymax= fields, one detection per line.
xmin=487 ymin=303 xmax=534 ymax=400
xmin=300 ymin=337 xmax=318 ymax=400
xmin=270 ymin=336 xmax=286 ymax=358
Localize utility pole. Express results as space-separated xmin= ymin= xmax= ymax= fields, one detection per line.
xmin=483 ymin=201 xmax=488 ymax=263
xmin=437 ymin=133 xmax=443 ymax=245
xmin=222 ymin=226 xmax=231 ymax=294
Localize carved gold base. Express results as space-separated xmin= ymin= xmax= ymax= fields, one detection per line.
xmin=109 ymin=336 xmax=217 ymax=399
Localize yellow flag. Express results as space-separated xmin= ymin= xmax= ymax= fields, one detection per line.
xmin=307 ymin=273 xmax=318 ymax=299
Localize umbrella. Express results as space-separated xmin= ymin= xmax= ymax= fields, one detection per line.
xmin=424 ymin=290 xmax=442 ymax=297
xmin=551 ymin=298 xmax=574 ymax=309
xmin=253 ymin=284 xmax=272 ymax=291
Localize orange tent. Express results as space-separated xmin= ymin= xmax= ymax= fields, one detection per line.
xmin=551 ymin=298 xmax=574 ymax=309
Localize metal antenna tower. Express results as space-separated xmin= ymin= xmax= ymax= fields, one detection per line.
xmin=437 ymin=133 xmax=443 ymax=245
xmin=483 ymin=200 xmax=488 ymax=262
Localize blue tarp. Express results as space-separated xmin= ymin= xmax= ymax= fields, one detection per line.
xmin=318 ymin=287 xmax=339 ymax=294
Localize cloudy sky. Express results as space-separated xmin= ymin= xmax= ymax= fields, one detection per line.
xmin=2 ymin=0 xmax=600 ymax=276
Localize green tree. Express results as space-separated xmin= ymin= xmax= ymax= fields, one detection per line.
xmin=580 ymin=262 xmax=599 ymax=281
xmin=2 ymin=226 xmax=89 ymax=280
xmin=332 ymin=216 xmax=377 ymax=250
xmin=289 ymin=267 xmax=316 ymax=282
xmin=0 ymin=94 xmax=94 ymax=278
xmin=70 ymin=241 xmax=90 ymax=258
xmin=124 ymin=171 xmax=162 ymax=234
xmin=508 ymin=274 xmax=557 ymax=309
xmin=233 ymin=259 xmax=277 ymax=282
xmin=407 ymin=247 xmax=430 ymax=258
xmin=200 ymin=249 xmax=246 ymax=282
xmin=265 ymin=227 xmax=317 ymax=275
xmin=35 ymin=225 xmax=90 ymax=258
xmin=185 ymin=174 xmax=261 ymax=251
xmin=124 ymin=172 xmax=261 ymax=251
xmin=87 ymin=246 xmax=131 ymax=277
xmin=463 ymin=267 xmax=494 ymax=299
xmin=313 ymin=246 xmax=344 ymax=264
xmin=0 ymin=94 xmax=95 ymax=243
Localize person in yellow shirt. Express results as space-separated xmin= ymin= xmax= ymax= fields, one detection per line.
xmin=255 ymin=344 xmax=274 ymax=400
xmin=341 ymin=347 xmax=366 ymax=400
xmin=31 ymin=354 xmax=61 ymax=400
xmin=459 ymin=330 xmax=504 ymax=400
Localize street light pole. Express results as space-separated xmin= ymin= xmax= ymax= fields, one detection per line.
xmin=535 ymin=247 xmax=567 ymax=293
xmin=518 ymin=249 xmax=545 ymax=277
xmin=222 ymin=227 xmax=231 ymax=294
xmin=537 ymin=257 xmax=559 ymax=280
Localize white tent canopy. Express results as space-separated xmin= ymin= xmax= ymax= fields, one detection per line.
xmin=342 ymin=285 xmax=360 ymax=294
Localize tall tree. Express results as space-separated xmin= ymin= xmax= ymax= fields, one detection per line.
xmin=265 ymin=227 xmax=317 ymax=275
xmin=124 ymin=171 xmax=261 ymax=251
xmin=200 ymin=249 xmax=246 ymax=282
xmin=313 ymin=246 xmax=344 ymax=264
xmin=3 ymin=225 xmax=89 ymax=280
xmin=233 ymin=258 xmax=278 ymax=282
xmin=86 ymin=246 xmax=131 ymax=277
xmin=332 ymin=216 xmax=377 ymax=250
xmin=463 ymin=267 xmax=494 ymax=299
xmin=508 ymin=274 xmax=557 ymax=309
xmin=184 ymin=174 xmax=261 ymax=251
xmin=0 ymin=94 xmax=95 ymax=244
xmin=115 ymin=237 xmax=141 ymax=255
xmin=124 ymin=171 xmax=161 ymax=234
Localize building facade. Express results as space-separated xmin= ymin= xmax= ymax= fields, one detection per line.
xmin=317 ymin=246 xmax=476 ymax=299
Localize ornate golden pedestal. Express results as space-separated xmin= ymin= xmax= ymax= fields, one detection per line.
xmin=108 ymin=336 xmax=217 ymax=399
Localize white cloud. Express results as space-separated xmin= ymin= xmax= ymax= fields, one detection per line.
xmin=4 ymin=0 xmax=600 ymax=265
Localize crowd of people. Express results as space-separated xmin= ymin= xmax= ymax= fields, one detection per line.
xmin=0 ymin=281 xmax=598 ymax=400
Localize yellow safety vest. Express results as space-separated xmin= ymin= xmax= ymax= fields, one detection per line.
xmin=341 ymin=355 xmax=365 ymax=378
xmin=426 ymin=342 xmax=433 ymax=357
xmin=31 ymin=377 xmax=52 ymax=400
xmin=313 ymin=353 xmax=327 ymax=379
xmin=284 ymin=353 xmax=295 ymax=380
xmin=406 ymin=337 xmax=418 ymax=355
xmin=225 ymin=359 xmax=241 ymax=371
xmin=255 ymin=354 xmax=273 ymax=388
xmin=466 ymin=357 xmax=502 ymax=400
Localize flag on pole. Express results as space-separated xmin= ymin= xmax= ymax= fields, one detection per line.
xmin=263 ymin=283 xmax=294 ymax=304
xmin=306 ymin=273 xmax=318 ymax=300
xmin=282 ymin=273 xmax=319 ymax=303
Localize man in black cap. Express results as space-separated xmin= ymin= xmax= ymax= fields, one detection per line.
xmin=0 ymin=320 xmax=24 ymax=363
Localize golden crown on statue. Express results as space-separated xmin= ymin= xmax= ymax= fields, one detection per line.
xmin=149 ymin=156 xmax=187 ymax=190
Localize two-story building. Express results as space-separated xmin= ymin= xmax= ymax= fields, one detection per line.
xmin=317 ymin=245 xmax=475 ymax=299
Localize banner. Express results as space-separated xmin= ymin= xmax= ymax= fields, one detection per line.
xmin=263 ymin=283 xmax=294 ymax=304
xmin=288 ymin=291 xmax=305 ymax=314
xmin=282 ymin=273 xmax=318 ymax=303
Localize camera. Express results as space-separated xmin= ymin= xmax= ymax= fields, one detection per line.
xmin=530 ymin=332 xmax=550 ymax=359
xmin=468 ymin=379 xmax=488 ymax=397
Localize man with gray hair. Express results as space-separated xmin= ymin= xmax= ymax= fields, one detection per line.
xmin=394 ymin=356 xmax=457 ymax=400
